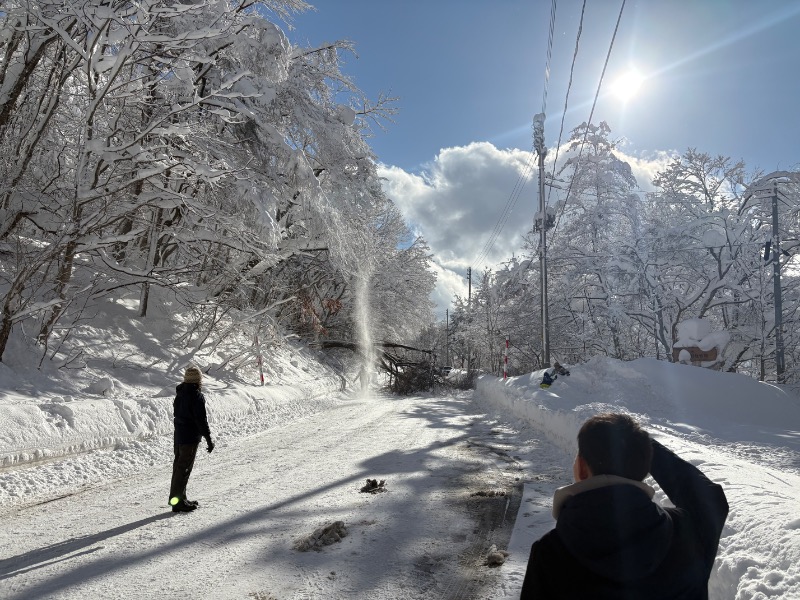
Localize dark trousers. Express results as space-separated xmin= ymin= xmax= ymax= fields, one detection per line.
xmin=169 ymin=442 xmax=199 ymax=502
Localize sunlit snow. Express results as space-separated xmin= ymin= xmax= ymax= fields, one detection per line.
xmin=1 ymin=310 xmax=798 ymax=599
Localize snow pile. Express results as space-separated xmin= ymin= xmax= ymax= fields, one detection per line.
xmin=673 ymin=317 xmax=730 ymax=366
xmin=475 ymin=356 xmax=800 ymax=599
xmin=0 ymin=292 xmax=345 ymax=505
xmin=477 ymin=355 xmax=800 ymax=461
xmin=0 ymin=357 xmax=341 ymax=471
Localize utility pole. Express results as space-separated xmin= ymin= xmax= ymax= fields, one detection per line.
xmin=533 ymin=113 xmax=550 ymax=366
xmin=743 ymin=171 xmax=800 ymax=384
xmin=770 ymin=182 xmax=786 ymax=383
xmin=467 ymin=267 xmax=472 ymax=372
xmin=445 ymin=308 xmax=450 ymax=367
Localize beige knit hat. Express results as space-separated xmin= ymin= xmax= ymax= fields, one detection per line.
xmin=183 ymin=366 xmax=202 ymax=385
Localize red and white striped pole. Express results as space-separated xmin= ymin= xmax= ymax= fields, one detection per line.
xmin=255 ymin=333 xmax=265 ymax=385
xmin=504 ymin=336 xmax=509 ymax=380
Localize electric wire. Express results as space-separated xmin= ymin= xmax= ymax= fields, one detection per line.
xmin=468 ymin=0 xmax=558 ymax=275
xmin=546 ymin=0 xmax=586 ymax=206
xmin=471 ymin=146 xmax=537 ymax=273
xmin=541 ymin=0 xmax=558 ymax=115
xmin=548 ymin=0 xmax=627 ymax=248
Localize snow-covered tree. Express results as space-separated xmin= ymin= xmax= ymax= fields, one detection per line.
xmin=543 ymin=121 xmax=641 ymax=360
xmin=0 ymin=0 xmax=432 ymax=367
xmin=471 ymin=124 xmax=800 ymax=382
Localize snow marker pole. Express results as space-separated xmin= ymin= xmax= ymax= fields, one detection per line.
xmin=504 ymin=336 xmax=509 ymax=381
xmin=255 ymin=333 xmax=264 ymax=386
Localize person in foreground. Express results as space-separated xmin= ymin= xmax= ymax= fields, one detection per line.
xmin=520 ymin=412 xmax=728 ymax=599
xmin=168 ymin=365 xmax=215 ymax=513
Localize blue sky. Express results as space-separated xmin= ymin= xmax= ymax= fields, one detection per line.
xmin=284 ymin=1 xmax=800 ymax=316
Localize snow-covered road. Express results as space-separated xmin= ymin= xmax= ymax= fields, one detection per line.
xmin=1 ymin=391 xmax=530 ymax=600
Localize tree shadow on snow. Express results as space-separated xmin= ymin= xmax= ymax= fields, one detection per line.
xmin=7 ymin=397 xmax=517 ymax=598
xmin=0 ymin=513 xmax=172 ymax=581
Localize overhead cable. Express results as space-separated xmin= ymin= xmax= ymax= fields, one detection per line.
xmin=541 ymin=0 xmax=558 ymax=115
xmin=471 ymin=1 xmax=557 ymax=274
xmin=547 ymin=0 xmax=586 ymax=206
xmin=549 ymin=0 xmax=627 ymax=247
xmin=471 ymin=146 xmax=537 ymax=273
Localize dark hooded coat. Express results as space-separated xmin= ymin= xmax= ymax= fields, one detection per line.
xmin=520 ymin=440 xmax=728 ymax=599
xmin=173 ymin=382 xmax=211 ymax=444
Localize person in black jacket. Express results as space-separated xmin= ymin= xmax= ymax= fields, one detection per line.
xmin=168 ymin=365 xmax=215 ymax=513
xmin=520 ymin=412 xmax=728 ymax=599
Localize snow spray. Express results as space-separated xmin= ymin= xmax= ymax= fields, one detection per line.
xmin=355 ymin=271 xmax=375 ymax=398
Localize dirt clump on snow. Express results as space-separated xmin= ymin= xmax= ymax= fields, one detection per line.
xmin=359 ymin=478 xmax=387 ymax=493
xmin=471 ymin=489 xmax=506 ymax=497
xmin=485 ymin=544 xmax=510 ymax=567
xmin=293 ymin=520 xmax=348 ymax=552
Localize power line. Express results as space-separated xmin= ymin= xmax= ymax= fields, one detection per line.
xmin=549 ymin=0 xmax=627 ymax=246
xmin=471 ymin=146 xmax=537 ymax=273
xmin=470 ymin=0 xmax=558 ymax=274
xmin=547 ymin=0 xmax=586 ymax=206
xmin=541 ymin=0 xmax=558 ymax=114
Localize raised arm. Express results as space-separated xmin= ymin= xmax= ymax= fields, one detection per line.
xmin=649 ymin=439 xmax=728 ymax=563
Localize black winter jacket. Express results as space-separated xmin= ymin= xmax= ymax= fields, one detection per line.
xmin=520 ymin=440 xmax=728 ymax=599
xmin=173 ymin=382 xmax=212 ymax=445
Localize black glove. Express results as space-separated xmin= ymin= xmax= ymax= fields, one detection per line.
xmin=205 ymin=437 xmax=215 ymax=453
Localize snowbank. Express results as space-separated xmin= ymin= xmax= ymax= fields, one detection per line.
xmin=0 ymin=345 xmax=342 ymax=471
xmin=0 ymin=293 xmax=345 ymax=470
xmin=0 ymin=372 xmax=341 ymax=469
xmin=477 ymin=356 xmax=800 ymax=462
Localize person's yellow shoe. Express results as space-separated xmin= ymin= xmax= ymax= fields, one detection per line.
xmin=170 ymin=497 xmax=197 ymax=512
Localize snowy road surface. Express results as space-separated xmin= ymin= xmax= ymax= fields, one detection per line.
xmin=1 ymin=391 xmax=530 ymax=599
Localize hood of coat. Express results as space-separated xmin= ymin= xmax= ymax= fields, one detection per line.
xmin=554 ymin=477 xmax=673 ymax=582
xmin=175 ymin=382 xmax=200 ymax=396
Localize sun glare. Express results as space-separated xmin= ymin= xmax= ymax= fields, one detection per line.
xmin=611 ymin=70 xmax=644 ymax=102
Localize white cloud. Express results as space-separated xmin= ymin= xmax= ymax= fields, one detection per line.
xmin=379 ymin=143 xmax=535 ymax=318
xmin=379 ymin=142 xmax=673 ymax=318
xmin=429 ymin=261 xmax=469 ymax=311
xmin=380 ymin=142 xmax=536 ymax=270
xmin=615 ymin=147 xmax=676 ymax=191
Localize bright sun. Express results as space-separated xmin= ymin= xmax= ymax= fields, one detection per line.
xmin=611 ymin=70 xmax=644 ymax=102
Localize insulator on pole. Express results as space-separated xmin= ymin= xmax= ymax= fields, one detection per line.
xmin=533 ymin=113 xmax=546 ymax=154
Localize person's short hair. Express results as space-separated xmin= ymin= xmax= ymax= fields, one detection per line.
xmin=577 ymin=413 xmax=652 ymax=480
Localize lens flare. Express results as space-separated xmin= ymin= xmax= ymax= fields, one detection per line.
xmin=611 ymin=70 xmax=644 ymax=102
